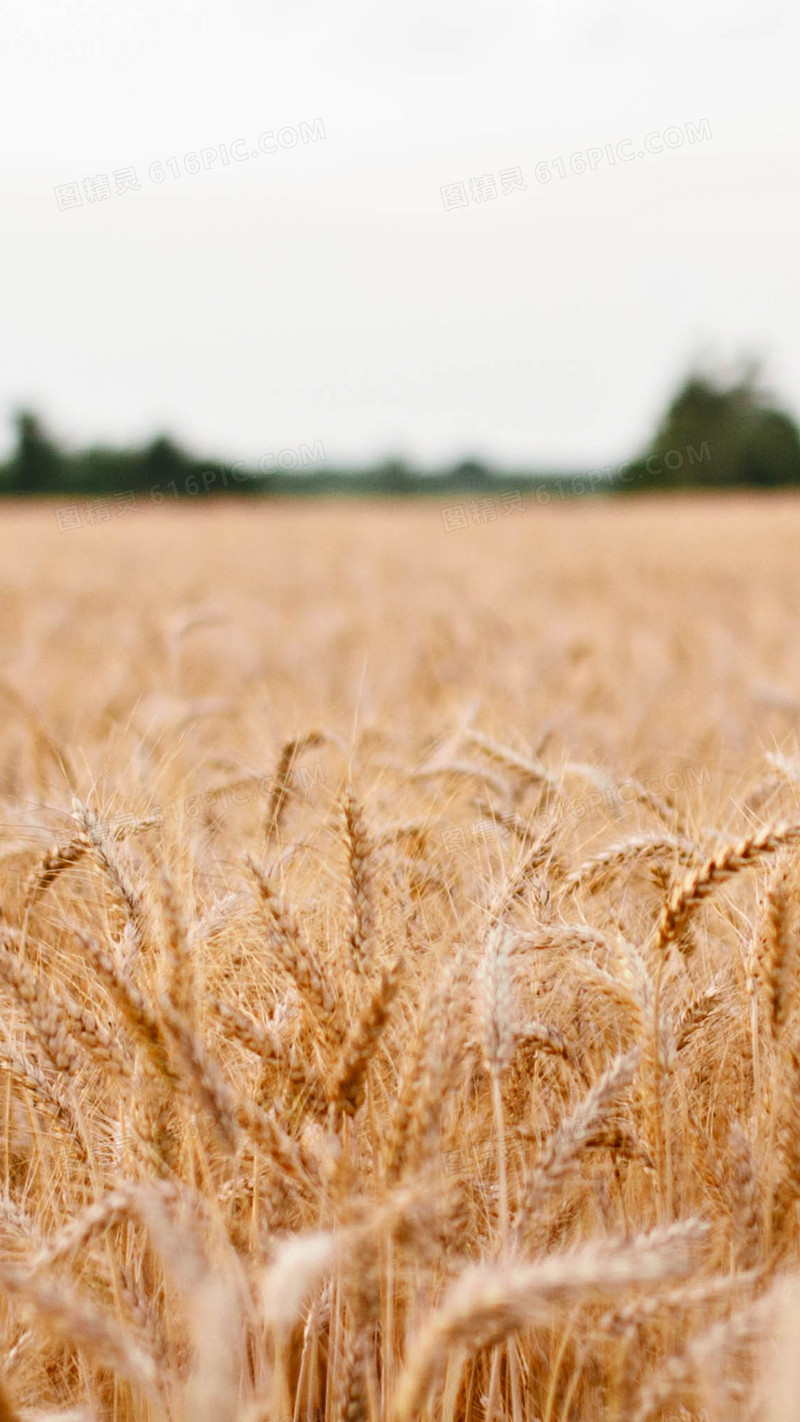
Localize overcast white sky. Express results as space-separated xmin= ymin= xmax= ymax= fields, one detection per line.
xmin=1 ymin=0 xmax=798 ymax=470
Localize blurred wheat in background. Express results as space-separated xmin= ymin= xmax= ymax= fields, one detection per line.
xmin=3 ymin=497 xmax=800 ymax=1420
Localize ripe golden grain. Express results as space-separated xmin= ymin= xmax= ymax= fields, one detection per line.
xmin=1 ymin=498 xmax=799 ymax=1420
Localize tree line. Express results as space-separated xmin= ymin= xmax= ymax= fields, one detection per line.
xmin=3 ymin=366 xmax=799 ymax=498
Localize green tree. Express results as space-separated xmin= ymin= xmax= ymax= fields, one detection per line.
xmin=626 ymin=366 xmax=800 ymax=490
xmin=8 ymin=410 xmax=64 ymax=494
xmin=138 ymin=434 xmax=191 ymax=492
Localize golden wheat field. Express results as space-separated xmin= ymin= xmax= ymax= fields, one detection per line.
xmin=5 ymin=494 xmax=800 ymax=1422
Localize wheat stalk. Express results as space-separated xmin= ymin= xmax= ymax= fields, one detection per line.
xmin=394 ymin=1220 xmax=706 ymax=1421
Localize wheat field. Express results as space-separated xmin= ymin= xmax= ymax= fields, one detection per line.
xmin=3 ymin=495 xmax=800 ymax=1421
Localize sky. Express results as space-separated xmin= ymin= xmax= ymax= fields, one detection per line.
xmin=2 ymin=0 xmax=799 ymax=471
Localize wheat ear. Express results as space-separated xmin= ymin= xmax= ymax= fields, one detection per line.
xmin=763 ymin=853 xmax=794 ymax=1039
xmin=332 ymin=952 xmax=403 ymax=1118
xmin=513 ymin=1048 xmax=640 ymax=1241
xmin=653 ymin=822 xmax=800 ymax=961
xmin=245 ymin=854 xmax=336 ymax=1022
xmin=264 ymin=730 xmax=324 ymax=841
xmin=394 ymin=1220 xmax=705 ymax=1421
xmin=343 ymin=786 xmax=377 ymax=975
xmin=73 ymin=799 xmax=152 ymax=954
xmin=0 ymin=1258 xmax=157 ymax=1388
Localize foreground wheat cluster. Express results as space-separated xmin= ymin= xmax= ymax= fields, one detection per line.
xmin=3 ymin=500 xmax=800 ymax=1422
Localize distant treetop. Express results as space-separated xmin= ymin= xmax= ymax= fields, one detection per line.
xmin=627 ymin=364 xmax=800 ymax=490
